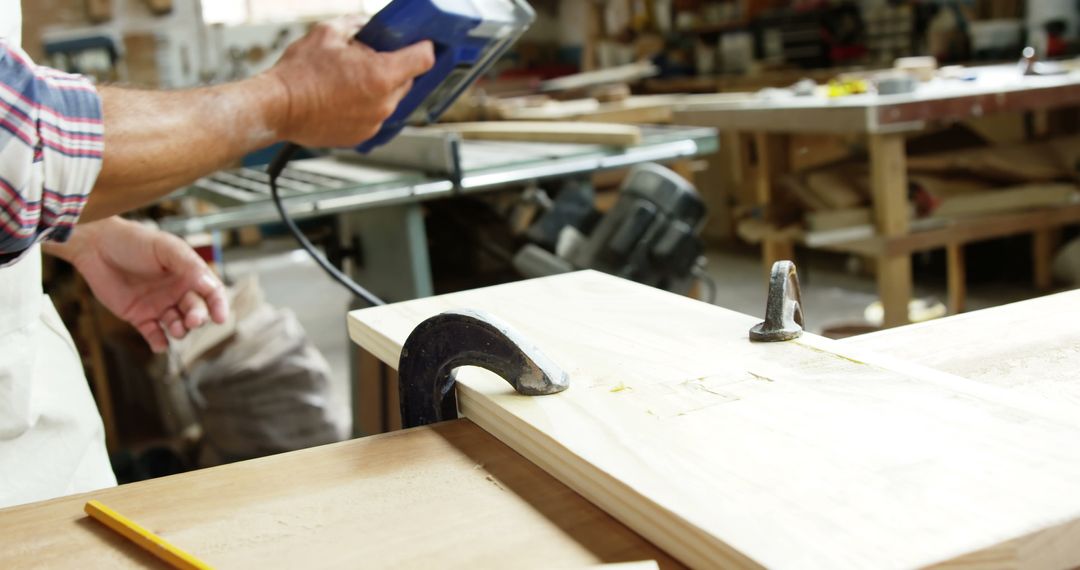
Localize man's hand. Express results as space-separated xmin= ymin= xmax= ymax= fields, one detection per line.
xmin=45 ymin=217 xmax=228 ymax=353
xmin=264 ymin=18 xmax=435 ymax=148
xmin=85 ymin=18 xmax=435 ymax=221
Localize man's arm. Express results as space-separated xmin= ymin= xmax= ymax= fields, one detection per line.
xmin=83 ymin=19 xmax=434 ymax=221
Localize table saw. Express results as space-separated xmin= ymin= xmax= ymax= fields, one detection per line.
xmin=3 ymin=271 xmax=1079 ymax=568
xmin=161 ymin=125 xmax=717 ymax=302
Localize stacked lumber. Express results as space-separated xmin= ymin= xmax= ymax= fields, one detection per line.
xmin=786 ymin=137 xmax=1080 ymax=239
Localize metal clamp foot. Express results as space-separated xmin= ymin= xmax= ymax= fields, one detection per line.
xmin=750 ymin=260 xmax=804 ymax=342
xmin=398 ymin=309 xmax=570 ymax=428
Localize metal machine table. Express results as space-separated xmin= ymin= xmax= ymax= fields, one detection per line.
xmin=161 ymin=125 xmax=718 ymax=301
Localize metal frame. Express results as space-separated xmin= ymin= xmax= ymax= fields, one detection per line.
xmin=160 ymin=126 xmax=718 ymax=235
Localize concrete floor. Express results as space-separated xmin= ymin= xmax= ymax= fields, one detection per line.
xmin=220 ymin=239 xmax=1047 ymax=434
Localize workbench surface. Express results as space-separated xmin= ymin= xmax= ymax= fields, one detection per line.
xmin=844 ymin=288 xmax=1080 ymax=404
xmin=349 ymin=271 xmax=1080 ymax=569
xmin=0 ymin=420 xmax=677 ymax=569
xmin=675 ymin=64 xmax=1080 ymax=134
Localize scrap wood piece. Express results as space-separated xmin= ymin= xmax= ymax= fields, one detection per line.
xmin=435 ymin=122 xmax=643 ymax=147
xmin=907 ymin=142 xmax=1069 ymax=183
xmin=805 ymin=207 xmax=873 ymax=232
xmin=539 ymin=62 xmax=659 ymax=93
xmin=932 ymin=183 xmax=1080 ymax=218
xmin=498 ymin=96 xmax=676 ymax=124
xmin=349 ymin=271 xmax=1080 ymax=570
xmin=803 ymin=164 xmax=868 ymax=209
xmin=1049 ymin=135 xmax=1080 ymax=181
xmin=735 ymin=219 xmax=802 ymax=244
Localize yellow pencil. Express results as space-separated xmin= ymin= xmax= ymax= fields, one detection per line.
xmin=84 ymin=500 xmax=212 ymax=570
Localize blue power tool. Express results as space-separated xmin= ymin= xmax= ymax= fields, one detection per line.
xmin=354 ymin=0 xmax=535 ymax=153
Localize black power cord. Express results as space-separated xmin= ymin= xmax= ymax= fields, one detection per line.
xmin=267 ymin=143 xmax=386 ymax=307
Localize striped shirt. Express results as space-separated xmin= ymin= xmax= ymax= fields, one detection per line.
xmin=0 ymin=40 xmax=103 ymax=266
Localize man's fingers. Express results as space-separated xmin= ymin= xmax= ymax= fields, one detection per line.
xmin=157 ymin=232 xmax=229 ymax=325
xmin=191 ymin=271 xmax=229 ymax=324
xmin=179 ymin=290 xmax=209 ymax=330
xmin=136 ymin=321 xmax=169 ymax=354
xmin=161 ymin=307 xmax=187 ymax=339
xmin=383 ymin=41 xmax=435 ymax=84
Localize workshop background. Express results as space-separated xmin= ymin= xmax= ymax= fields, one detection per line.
xmin=30 ymin=0 xmax=1080 ymax=483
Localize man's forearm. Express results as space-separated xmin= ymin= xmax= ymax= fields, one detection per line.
xmin=82 ymin=74 xmax=288 ymax=222
xmin=76 ymin=21 xmax=433 ymax=223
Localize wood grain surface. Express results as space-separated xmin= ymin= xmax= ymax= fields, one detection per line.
xmin=348 ymin=271 xmax=1080 ymax=570
xmin=843 ymin=288 xmax=1080 ymax=405
xmin=434 ymin=122 xmax=643 ymax=146
xmin=0 ymin=420 xmax=678 ymax=569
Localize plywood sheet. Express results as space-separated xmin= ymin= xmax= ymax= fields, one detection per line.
xmin=0 ymin=421 xmax=678 ymax=569
xmin=843 ymin=289 xmax=1080 ymax=406
xmin=348 ymin=271 xmax=1080 ymax=570
xmin=436 ymin=122 xmax=643 ymax=147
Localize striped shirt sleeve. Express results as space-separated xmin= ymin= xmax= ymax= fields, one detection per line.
xmin=0 ymin=39 xmax=104 ymax=266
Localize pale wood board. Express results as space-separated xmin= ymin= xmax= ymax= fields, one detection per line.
xmin=434 ymin=122 xmax=643 ymax=147
xmin=925 ymin=183 xmax=1077 ymax=220
xmin=497 ymin=97 xmax=675 ymax=124
xmin=0 ymin=420 xmax=679 ymax=569
xmin=843 ymin=288 xmax=1080 ymax=407
xmin=348 ymin=271 xmax=1080 ymax=569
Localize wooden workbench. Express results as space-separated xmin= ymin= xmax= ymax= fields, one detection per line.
xmin=0 ymin=419 xmax=677 ymax=568
xmin=4 ymin=273 xmax=1078 ymax=569
xmin=675 ymin=65 xmax=1080 ymax=327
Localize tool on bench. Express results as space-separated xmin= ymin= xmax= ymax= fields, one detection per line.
xmin=513 ymin=163 xmax=710 ymax=298
xmin=750 ymin=261 xmax=804 ymax=342
xmin=397 ymin=309 xmax=569 ymax=428
xmin=268 ymin=0 xmax=536 ymax=304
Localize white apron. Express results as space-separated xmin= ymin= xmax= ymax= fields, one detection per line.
xmin=0 ymin=247 xmax=116 ymax=508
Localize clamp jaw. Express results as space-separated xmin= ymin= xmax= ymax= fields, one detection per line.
xmin=394 ymin=261 xmax=804 ymax=428
xmin=397 ymin=309 xmax=569 ymax=428
xmin=750 ymin=260 xmax=804 ymax=342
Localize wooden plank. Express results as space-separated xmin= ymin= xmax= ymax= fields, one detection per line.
xmin=355 ymin=347 xmax=386 ymax=436
xmin=1032 ymin=228 xmax=1058 ymax=291
xmin=499 ymin=98 xmax=675 ymax=124
xmin=0 ymin=420 xmax=680 ymax=569
xmin=869 ymin=133 xmax=912 ymax=327
xmin=931 ymin=184 xmax=1078 ymax=219
xmin=946 ymin=243 xmax=966 ymax=315
xmin=823 ymin=202 xmax=1080 ymax=258
xmin=539 ymin=62 xmax=659 ymax=93
xmin=348 ymin=271 xmax=1080 ymax=570
xmin=842 ymin=289 xmax=1080 ymax=408
xmin=436 ymin=122 xmax=643 ymax=147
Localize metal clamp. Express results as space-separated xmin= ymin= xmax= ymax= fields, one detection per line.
xmin=397 ymin=309 xmax=570 ymax=428
xmin=750 ymin=261 xmax=804 ymax=342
